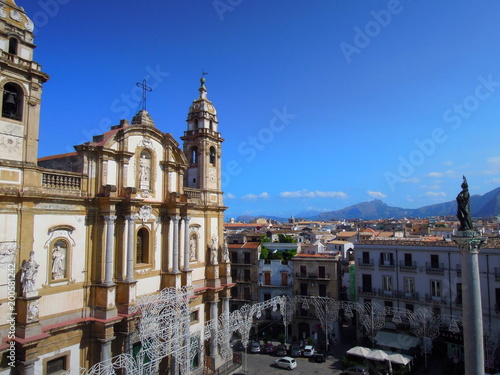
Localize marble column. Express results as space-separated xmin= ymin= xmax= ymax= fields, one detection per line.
xmin=183 ymin=216 xmax=191 ymax=271
xmin=172 ymin=217 xmax=180 ymax=273
xmin=103 ymin=215 xmax=117 ymax=285
xmin=210 ymin=301 xmax=219 ymax=357
xmin=99 ymin=337 xmax=114 ymax=362
xmin=125 ymin=215 xmax=136 ymax=282
xmin=454 ymin=232 xmax=487 ymax=375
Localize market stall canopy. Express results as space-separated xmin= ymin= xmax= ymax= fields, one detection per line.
xmin=366 ymin=349 xmax=390 ymax=362
xmin=346 ymin=346 xmax=371 ymax=358
xmin=386 ymin=352 xmax=413 ymax=365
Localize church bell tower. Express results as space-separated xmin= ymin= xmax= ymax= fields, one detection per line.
xmin=182 ymin=77 xmax=224 ymax=191
xmin=0 ymin=0 xmax=49 ymax=166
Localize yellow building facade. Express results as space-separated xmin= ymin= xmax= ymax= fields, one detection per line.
xmin=0 ymin=1 xmax=232 ymax=373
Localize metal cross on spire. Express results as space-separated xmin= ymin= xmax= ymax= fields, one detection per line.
xmin=136 ymin=79 xmax=153 ymax=111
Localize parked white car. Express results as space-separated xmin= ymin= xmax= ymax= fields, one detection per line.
xmin=274 ymin=356 xmax=297 ymax=370
xmin=303 ymin=345 xmax=315 ymax=357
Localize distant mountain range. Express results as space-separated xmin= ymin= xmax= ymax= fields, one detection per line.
xmin=235 ymin=187 xmax=500 ymax=222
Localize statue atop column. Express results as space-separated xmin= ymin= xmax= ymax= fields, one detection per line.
xmin=456 ymin=176 xmax=473 ymax=231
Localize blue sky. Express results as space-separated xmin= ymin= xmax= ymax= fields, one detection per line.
xmin=22 ymin=0 xmax=500 ymax=219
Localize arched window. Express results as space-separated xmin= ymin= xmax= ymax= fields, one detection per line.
xmin=8 ymin=37 xmax=18 ymax=55
xmin=194 ymin=119 xmax=198 ymax=129
xmin=209 ymin=146 xmax=216 ymax=165
xmin=136 ymin=227 xmax=150 ymax=264
xmin=2 ymin=83 xmax=23 ymax=121
xmin=191 ymin=146 xmax=198 ymax=164
xmin=209 ymin=121 xmax=213 ymax=131
xmin=51 ymin=239 xmax=68 ymax=281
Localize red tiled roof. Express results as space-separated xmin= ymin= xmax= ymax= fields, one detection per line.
xmin=38 ymin=151 xmax=78 ymax=162
xmin=228 ymin=242 xmax=261 ymax=249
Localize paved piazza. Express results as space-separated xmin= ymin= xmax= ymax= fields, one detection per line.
xmin=231 ymin=352 xmax=346 ymax=375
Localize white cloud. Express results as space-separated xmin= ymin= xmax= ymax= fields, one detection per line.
xmin=367 ymin=191 xmax=387 ymax=199
xmin=242 ymin=192 xmax=270 ymax=200
xmin=401 ymin=177 xmax=420 ymax=184
xmin=427 ymin=170 xmax=455 ymax=178
xmin=424 ymin=191 xmax=447 ymax=197
xmin=280 ymin=190 xmax=347 ymax=199
xmin=488 ymin=156 xmax=500 ymax=165
xmin=225 ymin=193 xmax=236 ymax=199
xmin=443 ymin=161 xmax=453 ymax=166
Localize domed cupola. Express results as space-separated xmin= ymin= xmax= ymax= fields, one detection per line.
xmin=0 ymin=0 xmax=35 ymax=35
xmin=187 ymin=77 xmax=218 ymax=133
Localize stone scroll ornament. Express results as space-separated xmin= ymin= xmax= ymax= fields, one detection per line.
xmin=456 ymin=176 xmax=473 ymax=231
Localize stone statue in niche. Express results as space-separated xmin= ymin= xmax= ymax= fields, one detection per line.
xmin=139 ymin=152 xmax=151 ymax=190
xmin=51 ymin=242 xmax=66 ymax=280
xmin=210 ymin=235 xmax=218 ymax=265
xmin=21 ymin=251 xmax=39 ymax=296
xmin=190 ymin=234 xmax=197 ymax=260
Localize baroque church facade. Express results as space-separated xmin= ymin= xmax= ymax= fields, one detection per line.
xmin=0 ymin=1 xmax=232 ymax=373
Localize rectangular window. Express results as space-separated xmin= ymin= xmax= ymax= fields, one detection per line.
xmin=300 ymin=283 xmax=308 ymax=296
xmin=383 ymin=276 xmax=392 ymax=294
xmin=244 ymin=287 xmax=251 ymax=300
xmin=319 ymin=284 xmax=327 ymax=297
xmin=264 ymin=293 xmax=271 ymax=301
xmin=404 ymin=277 xmax=414 ymax=296
xmin=47 ymin=356 xmax=67 ymax=375
xmin=231 ymin=268 xmax=237 ymax=280
xmin=431 ymin=254 xmax=439 ymax=268
xmin=456 ymin=283 xmax=462 ymax=305
xmin=362 ymin=251 xmax=370 ymax=264
xmin=431 ymin=280 xmax=441 ymax=299
xmin=380 ymin=252 xmax=393 ymax=265
xmin=244 ymin=269 xmax=251 ymax=281
xmin=404 ymin=253 xmax=412 ymax=267
xmin=231 ymin=253 xmax=238 ymax=264
xmin=190 ymin=310 xmax=199 ymax=323
xmin=281 ymin=272 xmax=288 ymax=286
xmin=264 ymin=272 xmax=271 ymax=285
xmin=300 ymin=265 xmax=307 ymax=277
xmin=362 ymin=274 xmax=372 ymax=293
xmin=318 ymin=266 xmax=326 ymax=278
xmin=244 ymin=253 xmax=251 ymax=264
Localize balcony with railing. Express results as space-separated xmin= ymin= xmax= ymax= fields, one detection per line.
xmin=425 ymin=262 xmax=445 ymax=275
xmin=0 ymin=50 xmax=45 ymax=74
xmin=425 ymin=293 xmax=446 ymax=304
xmin=357 ymin=258 xmax=374 ymax=269
xmin=399 ymin=260 xmax=417 ymax=272
xmin=378 ymin=259 xmax=396 ymax=270
xmin=399 ymin=291 xmax=419 ymax=301
xmin=357 ymin=286 xmax=376 ymax=296
xmin=495 ymin=268 xmax=500 ymax=281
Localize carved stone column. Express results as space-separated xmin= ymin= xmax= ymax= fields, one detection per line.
xmin=172 ymin=216 xmax=180 ymax=274
xmin=210 ymin=301 xmax=219 ymax=359
xmin=183 ymin=216 xmax=191 ymax=271
xmin=125 ymin=215 xmax=136 ymax=282
xmin=103 ymin=215 xmax=117 ymax=285
xmin=453 ymin=231 xmax=487 ymax=375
